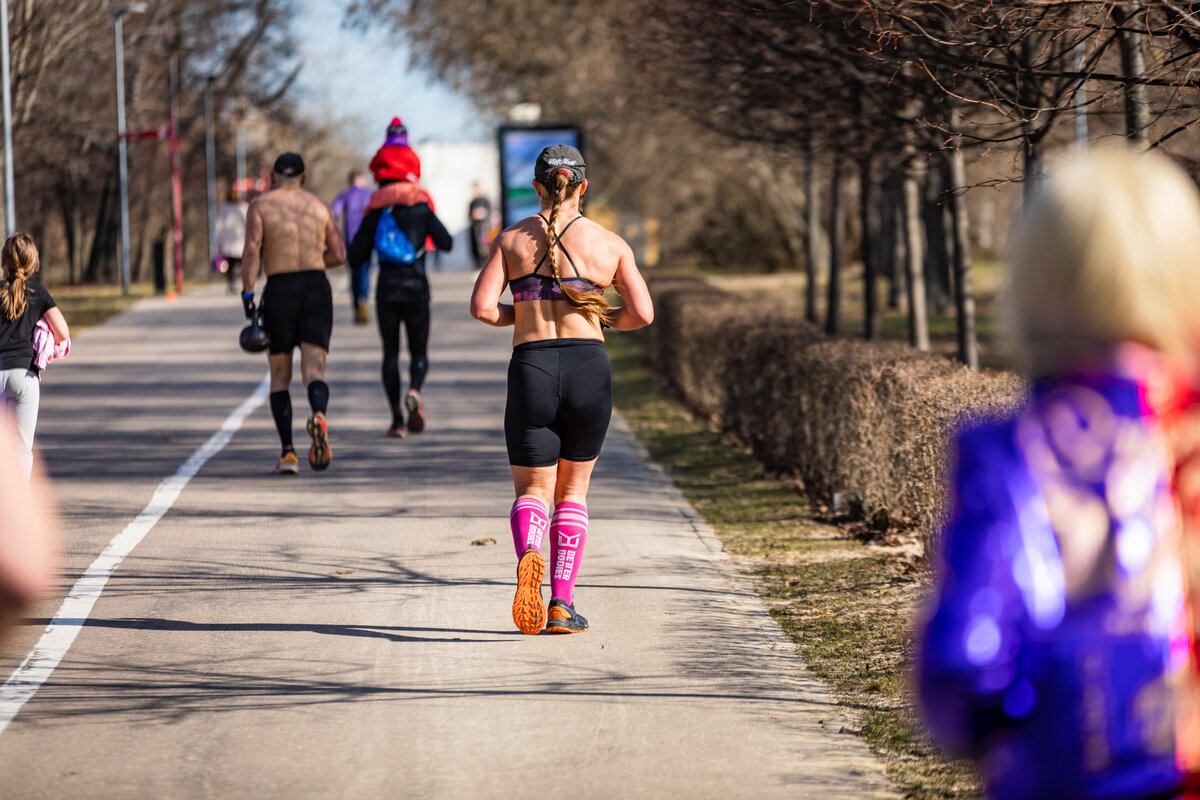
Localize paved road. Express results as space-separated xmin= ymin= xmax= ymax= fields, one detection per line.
xmin=0 ymin=270 xmax=898 ymax=799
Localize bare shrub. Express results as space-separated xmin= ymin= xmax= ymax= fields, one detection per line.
xmin=637 ymin=276 xmax=1024 ymax=554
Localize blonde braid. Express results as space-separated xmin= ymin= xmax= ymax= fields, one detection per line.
xmin=540 ymin=170 xmax=611 ymax=327
xmin=0 ymin=233 xmax=37 ymax=321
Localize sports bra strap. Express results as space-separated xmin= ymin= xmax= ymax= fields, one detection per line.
xmin=534 ymin=215 xmax=584 ymax=278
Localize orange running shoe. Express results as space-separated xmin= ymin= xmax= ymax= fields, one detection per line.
xmin=273 ymin=451 xmax=299 ymax=475
xmin=544 ymin=598 xmax=589 ymax=634
xmin=404 ymin=392 xmax=425 ymax=433
xmin=512 ymin=548 xmax=546 ymax=635
xmin=306 ymin=412 xmax=332 ymax=471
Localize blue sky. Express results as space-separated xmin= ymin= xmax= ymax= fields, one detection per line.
xmin=293 ymin=0 xmax=490 ymax=158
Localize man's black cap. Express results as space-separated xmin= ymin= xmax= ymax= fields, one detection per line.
xmin=273 ymin=152 xmax=305 ymax=178
xmin=534 ymin=144 xmax=586 ymax=185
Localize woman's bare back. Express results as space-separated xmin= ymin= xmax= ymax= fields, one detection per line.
xmin=499 ymin=214 xmax=630 ymax=343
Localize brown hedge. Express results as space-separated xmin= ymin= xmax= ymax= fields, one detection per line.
xmin=635 ymin=276 xmax=1024 ymax=552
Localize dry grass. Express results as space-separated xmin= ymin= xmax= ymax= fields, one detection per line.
xmin=706 ymin=260 xmax=1015 ymax=371
xmin=47 ymin=282 xmax=157 ymax=332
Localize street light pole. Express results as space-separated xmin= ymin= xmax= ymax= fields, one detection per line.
xmin=113 ymin=4 xmax=146 ymax=296
xmin=0 ymin=0 xmax=16 ymax=236
xmin=204 ymin=76 xmax=216 ymax=264
xmin=114 ymin=10 xmax=131 ymax=294
xmin=235 ymin=121 xmax=245 ymax=199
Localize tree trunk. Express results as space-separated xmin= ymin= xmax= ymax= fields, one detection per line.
xmin=1116 ymin=2 xmax=1151 ymax=147
xmin=860 ymin=161 xmax=880 ymax=340
xmin=879 ymin=177 xmax=902 ymax=311
xmin=825 ymin=154 xmax=843 ymax=336
xmin=85 ymin=164 xmax=119 ymax=284
xmin=922 ymin=165 xmax=952 ymax=314
xmin=948 ymin=107 xmax=979 ymax=369
xmin=902 ymin=159 xmax=929 ymax=351
xmin=805 ymin=140 xmax=821 ymax=324
xmin=1020 ymin=34 xmax=1045 ymax=208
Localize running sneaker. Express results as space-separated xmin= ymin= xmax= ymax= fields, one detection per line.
xmin=512 ymin=548 xmax=546 ymax=635
xmin=273 ymin=451 xmax=300 ymax=475
xmin=306 ymin=412 xmax=332 ymax=471
xmin=355 ymin=304 xmax=369 ymax=325
xmin=405 ymin=392 xmax=425 ymax=433
xmin=385 ymin=421 xmax=407 ymax=438
xmin=544 ymin=598 xmax=589 ymax=634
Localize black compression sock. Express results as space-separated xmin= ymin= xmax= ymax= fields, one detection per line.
xmin=269 ymin=391 xmax=293 ymax=454
xmin=307 ymin=380 xmax=329 ymax=415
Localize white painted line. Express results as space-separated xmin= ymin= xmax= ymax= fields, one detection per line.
xmin=0 ymin=374 xmax=271 ymax=736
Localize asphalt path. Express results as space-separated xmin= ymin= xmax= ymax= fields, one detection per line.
xmin=0 ymin=269 xmax=898 ymax=799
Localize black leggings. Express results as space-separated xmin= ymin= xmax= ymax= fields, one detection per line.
xmin=505 ymin=339 xmax=612 ymax=467
xmin=377 ymin=299 xmax=430 ymax=419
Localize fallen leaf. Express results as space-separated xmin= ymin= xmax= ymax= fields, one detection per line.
xmin=471 ymin=537 xmax=497 ymax=546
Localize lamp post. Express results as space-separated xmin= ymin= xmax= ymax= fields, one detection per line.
xmin=114 ymin=3 xmax=147 ymax=295
xmin=204 ymin=76 xmax=216 ymax=264
xmin=0 ymin=0 xmax=15 ymax=235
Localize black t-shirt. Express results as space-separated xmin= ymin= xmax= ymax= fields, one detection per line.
xmin=348 ymin=203 xmax=453 ymax=303
xmin=0 ymin=283 xmax=56 ymax=370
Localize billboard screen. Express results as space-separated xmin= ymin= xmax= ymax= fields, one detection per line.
xmin=498 ymin=125 xmax=582 ymax=228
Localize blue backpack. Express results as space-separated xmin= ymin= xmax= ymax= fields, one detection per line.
xmin=374 ymin=206 xmax=424 ymax=264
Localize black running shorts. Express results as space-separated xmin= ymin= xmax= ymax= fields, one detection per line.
xmin=261 ymin=270 xmax=333 ymax=355
xmin=505 ymin=338 xmax=613 ymax=468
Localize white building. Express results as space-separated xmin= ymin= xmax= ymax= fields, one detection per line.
xmin=414 ymin=139 xmax=499 ymax=271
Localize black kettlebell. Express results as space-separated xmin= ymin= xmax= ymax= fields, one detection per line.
xmin=239 ymin=322 xmax=269 ymax=353
xmin=239 ymin=303 xmax=269 ymax=353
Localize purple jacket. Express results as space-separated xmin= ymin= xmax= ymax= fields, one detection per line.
xmin=332 ymin=185 xmax=372 ymax=245
xmin=919 ymin=362 xmax=1193 ymax=800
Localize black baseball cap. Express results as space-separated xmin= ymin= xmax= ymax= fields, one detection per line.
xmin=273 ymin=152 xmax=305 ymax=178
xmin=535 ymin=144 xmax=586 ymax=185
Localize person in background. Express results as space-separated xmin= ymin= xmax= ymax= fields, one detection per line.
xmin=215 ymin=186 xmax=249 ymax=294
xmin=369 ymin=117 xmax=421 ymax=185
xmin=332 ymin=169 xmax=374 ymax=324
xmin=468 ymin=181 xmax=492 ymax=270
xmin=348 ymin=166 xmax=452 ymax=439
xmin=241 ymin=152 xmax=346 ymax=475
xmin=0 ymin=410 xmax=59 ymax=642
xmin=918 ymin=147 xmax=1200 ymax=800
xmin=0 ymin=233 xmax=69 ymax=481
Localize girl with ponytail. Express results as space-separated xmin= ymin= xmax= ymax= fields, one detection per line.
xmin=471 ymin=144 xmax=654 ymax=636
xmin=0 ymin=233 xmax=69 ymax=479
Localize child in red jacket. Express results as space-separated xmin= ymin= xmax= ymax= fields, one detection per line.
xmin=369 ymin=117 xmax=421 ymax=184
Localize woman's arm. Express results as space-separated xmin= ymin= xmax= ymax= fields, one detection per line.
xmin=607 ymin=243 xmax=654 ymax=331
xmin=427 ymin=208 xmax=454 ymax=252
xmin=470 ymin=237 xmax=514 ymax=327
xmin=42 ymin=306 xmax=69 ymax=344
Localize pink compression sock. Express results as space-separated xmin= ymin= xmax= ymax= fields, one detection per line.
xmin=550 ymin=501 xmax=589 ymax=606
xmin=510 ymin=497 xmax=550 ymax=558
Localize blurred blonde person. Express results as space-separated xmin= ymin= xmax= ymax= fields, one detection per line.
xmin=0 ymin=409 xmax=59 ymax=642
xmin=0 ymin=233 xmax=68 ymax=480
xmin=918 ymin=148 xmax=1200 ymax=800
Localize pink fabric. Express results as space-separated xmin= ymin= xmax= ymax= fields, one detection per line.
xmin=32 ymin=318 xmax=69 ymax=372
xmin=550 ymin=501 xmax=588 ymax=605
xmin=365 ymin=181 xmax=434 ymax=212
xmin=509 ymin=497 xmax=549 ymax=558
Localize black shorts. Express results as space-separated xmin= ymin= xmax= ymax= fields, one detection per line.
xmin=262 ymin=270 xmax=332 ymax=355
xmin=505 ymin=339 xmax=612 ymax=468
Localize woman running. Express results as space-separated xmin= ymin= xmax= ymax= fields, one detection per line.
xmin=0 ymin=233 xmax=69 ymax=480
xmin=470 ymin=145 xmax=654 ymax=635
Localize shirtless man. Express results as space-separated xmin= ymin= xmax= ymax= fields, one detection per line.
xmin=241 ymin=153 xmax=346 ymax=474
